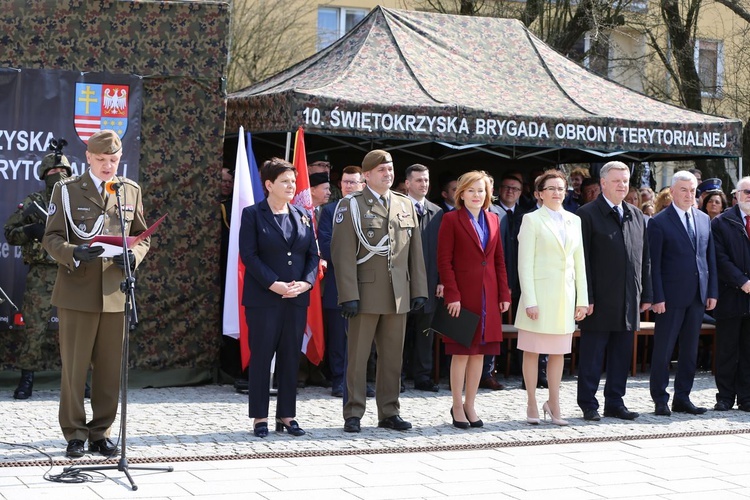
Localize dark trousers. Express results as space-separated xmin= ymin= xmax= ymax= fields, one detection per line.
xmin=246 ymin=303 xmax=304 ymax=419
xmin=324 ymin=308 xmax=348 ymax=388
xmin=650 ymin=300 xmax=704 ymax=405
xmin=577 ymin=329 xmax=633 ymax=411
xmin=403 ymin=308 xmax=435 ymax=384
xmin=715 ymin=316 xmax=750 ymax=406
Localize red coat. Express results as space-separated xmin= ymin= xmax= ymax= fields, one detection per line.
xmin=437 ymin=208 xmax=511 ymax=346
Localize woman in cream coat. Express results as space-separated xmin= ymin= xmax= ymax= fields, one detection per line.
xmin=515 ymin=170 xmax=588 ymax=426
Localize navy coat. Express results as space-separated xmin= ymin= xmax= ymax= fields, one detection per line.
xmin=239 ymin=198 xmax=319 ymax=309
xmin=711 ymin=205 xmax=750 ymax=319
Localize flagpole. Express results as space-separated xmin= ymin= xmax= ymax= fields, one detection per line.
xmin=285 ymin=131 xmax=292 ymax=162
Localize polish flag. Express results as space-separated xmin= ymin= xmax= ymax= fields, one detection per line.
xmin=291 ymin=127 xmax=325 ymax=366
xmin=223 ymin=127 xmax=262 ymax=369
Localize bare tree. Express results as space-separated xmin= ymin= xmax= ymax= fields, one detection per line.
xmin=227 ymin=0 xmax=321 ymax=92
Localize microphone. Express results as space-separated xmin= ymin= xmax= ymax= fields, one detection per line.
xmin=105 ymin=179 xmax=123 ymax=195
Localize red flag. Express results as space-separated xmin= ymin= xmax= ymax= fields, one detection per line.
xmin=291 ymin=127 xmax=325 ymax=365
xmin=223 ymin=126 xmax=259 ymax=369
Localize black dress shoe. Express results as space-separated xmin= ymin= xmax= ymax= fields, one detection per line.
xmin=275 ymin=418 xmax=305 ymax=436
xmin=88 ymin=438 xmax=119 ymax=456
xmin=739 ymin=402 xmax=750 ymax=412
xmin=253 ymin=422 xmax=269 ymax=438
xmin=603 ymin=406 xmax=639 ymax=420
xmin=344 ymin=417 xmax=361 ymax=433
xmin=13 ymin=370 xmax=34 ymax=400
xmin=654 ymin=402 xmax=672 ymax=416
xmin=714 ymin=400 xmax=733 ymax=411
xmin=378 ymin=415 xmax=412 ymax=431
xmin=66 ymin=439 xmax=85 ymax=458
xmin=582 ymin=409 xmax=601 ymax=421
xmin=414 ymin=380 xmax=439 ymax=392
xmin=672 ymin=399 xmax=707 ymax=415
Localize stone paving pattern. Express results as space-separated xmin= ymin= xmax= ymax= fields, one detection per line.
xmin=2 ymin=372 xmax=748 ymax=465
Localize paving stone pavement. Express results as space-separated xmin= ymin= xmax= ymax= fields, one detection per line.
xmin=1 ymin=372 xmax=748 ymax=466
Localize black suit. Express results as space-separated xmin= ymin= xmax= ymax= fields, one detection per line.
xmin=403 ymin=199 xmax=443 ymax=385
xmin=648 ymin=204 xmax=717 ymax=405
xmin=711 ymin=206 xmax=750 ymax=407
xmin=576 ymin=195 xmax=652 ymax=412
xmin=239 ymin=199 xmax=319 ymax=419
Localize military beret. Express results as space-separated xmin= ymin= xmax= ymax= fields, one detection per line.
xmin=308 ymin=152 xmax=330 ymax=165
xmin=697 ymin=178 xmax=722 ymax=195
xmin=309 ymin=172 xmax=329 ymax=187
xmin=87 ymin=130 xmax=122 ymax=155
xmin=362 ymin=149 xmax=392 ymax=172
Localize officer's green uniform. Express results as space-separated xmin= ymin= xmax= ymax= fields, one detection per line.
xmin=332 ymin=155 xmax=428 ymax=423
xmin=43 ymin=131 xmax=150 ymax=444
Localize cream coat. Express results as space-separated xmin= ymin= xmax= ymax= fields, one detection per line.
xmin=514 ymin=207 xmax=588 ymax=335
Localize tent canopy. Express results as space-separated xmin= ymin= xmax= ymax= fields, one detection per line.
xmin=227 ymin=6 xmax=742 ymax=165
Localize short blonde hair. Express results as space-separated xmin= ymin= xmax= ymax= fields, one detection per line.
xmin=455 ymin=171 xmax=492 ymax=211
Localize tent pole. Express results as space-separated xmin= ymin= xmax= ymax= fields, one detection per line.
xmin=285 ymin=132 xmax=292 ymax=162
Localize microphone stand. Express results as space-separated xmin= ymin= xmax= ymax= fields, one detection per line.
xmin=64 ymin=181 xmax=173 ymax=490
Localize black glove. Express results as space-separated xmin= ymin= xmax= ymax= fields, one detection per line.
xmin=410 ymin=297 xmax=427 ymax=311
xmin=22 ymin=223 xmax=45 ymax=241
xmin=22 ymin=202 xmax=45 ymax=221
xmin=73 ymin=244 xmax=105 ymax=262
xmin=113 ymin=250 xmax=136 ymax=271
xmin=340 ymin=300 xmax=359 ymax=319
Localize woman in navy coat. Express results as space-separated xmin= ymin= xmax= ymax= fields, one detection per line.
xmin=438 ymin=171 xmax=511 ymax=429
xmin=239 ymin=158 xmax=319 ymax=437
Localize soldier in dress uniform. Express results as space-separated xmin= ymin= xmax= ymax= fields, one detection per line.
xmin=43 ymin=130 xmax=150 ymax=458
xmin=331 ymin=149 xmax=428 ymax=433
xmin=4 ymin=140 xmax=72 ymax=399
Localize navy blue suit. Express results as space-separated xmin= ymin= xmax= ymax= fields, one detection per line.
xmin=239 ymin=199 xmax=319 ymax=419
xmin=648 ymin=204 xmax=717 ymax=405
xmin=318 ymin=201 xmax=348 ymax=390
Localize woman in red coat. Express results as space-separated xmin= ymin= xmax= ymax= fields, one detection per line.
xmin=438 ymin=171 xmax=511 ymax=428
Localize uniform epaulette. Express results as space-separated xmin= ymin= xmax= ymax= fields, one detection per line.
xmin=120 ymin=177 xmax=139 ymax=187
xmin=348 ymin=191 xmax=364 ymax=198
xmin=59 ymin=175 xmax=78 ymax=185
xmin=391 ymin=191 xmax=409 ymax=200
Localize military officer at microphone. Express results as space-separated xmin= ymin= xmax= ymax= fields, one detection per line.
xmin=43 ymin=130 xmax=150 ymax=458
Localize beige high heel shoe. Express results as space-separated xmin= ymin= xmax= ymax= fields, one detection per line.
xmin=542 ymin=401 xmax=569 ymax=426
xmin=526 ymin=405 xmax=540 ymax=425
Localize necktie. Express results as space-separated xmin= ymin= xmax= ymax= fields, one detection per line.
xmin=99 ymin=182 xmax=108 ymax=204
xmin=685 ymin=211 xmax=696 ymax=249
xmin=745 ymin=215 xmax=750 ymax=240
xmin=506 ymin=209 xmax=513 ymax=219
xmin=613 ymin=206 xmax=622 ymax=223
xmin=415 ymin=202 xmax=424 ymax=217
xmin=380 ymin=195 xmax=388 ymax=211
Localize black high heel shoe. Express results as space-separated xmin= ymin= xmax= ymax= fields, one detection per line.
xmin=451 ymin=408 xmax=470 ymax=429
xmin=464 ymin=405 xmax=483 ymax=428
xmin=275 ymin=418 xmax=306 ymax=436
xmin=253 ymin=421 xmax=269 ymax=438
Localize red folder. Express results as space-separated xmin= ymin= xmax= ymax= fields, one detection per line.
xmin=91 ymin=213 xmax=167 ymax=247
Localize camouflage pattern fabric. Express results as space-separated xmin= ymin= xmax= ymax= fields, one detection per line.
xmin=4 ymin=190 xmax=55 ymax=265
xmin=3 ymin=190 xmax=59 ymax=370
xmin=0 ymin=1 xmax=230 ymax=379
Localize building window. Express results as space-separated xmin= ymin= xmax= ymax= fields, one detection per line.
xmin=568 ymin=33 xmax=610 ymax=77
xmin=317 ymin=7 xmax=369 ymax=51
xmin=695 ymin=39 xmax=723 ymax=97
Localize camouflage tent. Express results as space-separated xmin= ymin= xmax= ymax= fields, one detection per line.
xmin=227 ymin=6 xmax=742 ymax=166
xmin=1 ymin=1 xmax=230 ymax=386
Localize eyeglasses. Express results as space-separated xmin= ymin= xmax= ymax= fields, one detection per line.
xmin=738 ymin=189 xmax=750 ymax=196
xmin=342 ymin=180 xmax=363 ymax=185
xmin=500 ymin=185 xmax=522 ymax=193
xmin=542 ymin=187 xmax=566 ymax=193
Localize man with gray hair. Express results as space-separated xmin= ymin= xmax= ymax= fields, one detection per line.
xmin=710 ymin=177 xmax=750 ymax=411
xmin=648 ymin=170 xmax=717 ymax=416
xmin=576 ymin=161 xmax=652 ymax=421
